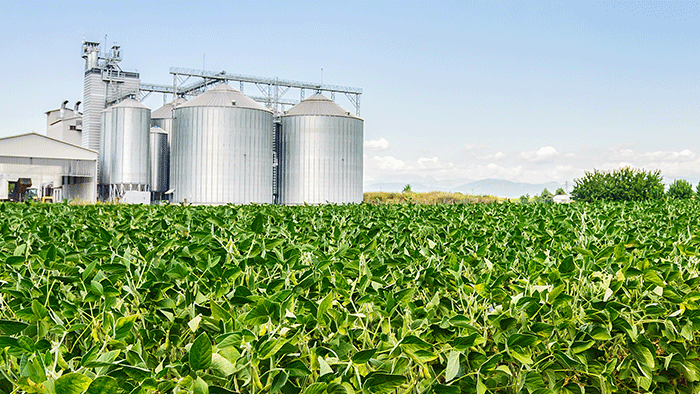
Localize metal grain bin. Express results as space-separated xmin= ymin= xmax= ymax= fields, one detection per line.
xmin=109 ymin=98 xmax=151 ymax=197
xmin=171 ymin=83 xmax=274 ymax=204
xmin=278 ymin=94 xmax=363 ymax=204
xmin=150 ymin=126 xmax=169 ymax=193
xmin=152 ymin=98 xmax=186 ymax=144
xmin=98 ymin=107 xmax=112 ymax=187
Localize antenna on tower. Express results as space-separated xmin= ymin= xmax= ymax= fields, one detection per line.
xmin=317 ymin=68 xmax=323 ymax=94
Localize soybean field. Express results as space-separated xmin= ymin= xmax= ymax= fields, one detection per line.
xmin=2 ymin=201 xmax=700 ymax=393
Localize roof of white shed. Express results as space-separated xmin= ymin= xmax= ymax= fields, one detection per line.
xmin=0 ymin=133 xmax=98 ymax=161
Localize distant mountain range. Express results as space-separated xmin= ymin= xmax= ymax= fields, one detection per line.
xmin=365 ymin=178 xmax=568 ymax=199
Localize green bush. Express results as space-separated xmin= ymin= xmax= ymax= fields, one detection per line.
xmin=571 ymin=167 xmax=664 ymax=202
xmin=667 ymin=179 xmax=694 ymax=199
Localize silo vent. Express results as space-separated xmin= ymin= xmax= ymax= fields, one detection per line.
xmin=231 ymin=100 xmax=236 ymax=106
xmin=60 ymin=100 xmax=69 ymax=119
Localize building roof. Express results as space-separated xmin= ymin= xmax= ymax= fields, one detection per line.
xmin=110 ymin=98 xmax=150 ymax=110
xmin=0 ymin=133 xmax=97 ymax=161
xmin=283 ymin=93 xmax=359 ymax=118
xmin=178 ymin=83 xmax=270 ymax=111
xmin=150 ymin=126 xmax=167 ymax=135
xmin=151 ymin=98 xmax=187 ymax=119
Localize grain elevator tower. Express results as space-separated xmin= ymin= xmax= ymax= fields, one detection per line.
xmin=81 ymin=40 xmax=140 ymax=158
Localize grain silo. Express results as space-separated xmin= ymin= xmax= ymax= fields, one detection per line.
xmin=98 ymin=107 xmax=112 ymax=188
xmin=151 ymin=97 xmax=186 ymax=138
xmin=278 ymin=94 xmax=363 ymax=204
xmin=171 ymin=83 xmax=274 ymax=204
xmin=150 ymin=126 xmax=169 ymax=198
xmin=105 ymin=98 xmax=151 ymax=200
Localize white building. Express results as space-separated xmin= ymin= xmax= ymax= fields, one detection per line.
xmin=46 ymin=100 xmax=82 ymax=146
xmin=0 ymin=133 xmax=98 ymax=202
xmin=553 ymin=194 xmax=572 ymax=204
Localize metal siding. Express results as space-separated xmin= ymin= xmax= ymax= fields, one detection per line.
xmin=171 ymin=105 xmax=273 ymax=204
xmin=0 ymin=157 xmax=96 ymax=177
xmin=150 ymin=128 xmax=169 ymax=192
xmin=82 ymin=72 xmax=105 ymax=151
xmin=99 ymin=109 xmax=112 ymax=185
xmin=278 ymin=115 xmax=363 ymax=205
xmin=110 ymin=106 xmax=150 ymax=187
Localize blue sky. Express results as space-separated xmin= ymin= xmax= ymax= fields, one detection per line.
xmin=0 ymin=0 xmax=698 ymax=190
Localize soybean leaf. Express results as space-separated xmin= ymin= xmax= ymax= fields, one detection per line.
xmin=318 ymin=356 xmax=333 ymax=376
xmin=85 ymin=376 xmax=119 ymax=394
xmin=113 ymin=314 xmax=138 ymax=340
xmin=364 ymin=373 xmax=407 ymax=393
xmin=55 ymin=373 xmax=92 ymax=394
xmin=210 ymin=353 xmax=235 ymax=376
xmin=445 ymin=350 xmax=461 ymax=382
xmin=193 ymin=376 xmax=209 ymax=394
xmin=306 ymin=383 xmax=328 ymax=394
xmin=270 ymin=370 xmax=288 ymax=392
xmin=209 ymin=386 xmax=236 ymax=394
xmin=352 ymin=348 xmax=377 ymax=364
xmin=190 ymin=333 xmax=213 ymax=371
xmin=0 ymin=320 xmax=28 ymax=335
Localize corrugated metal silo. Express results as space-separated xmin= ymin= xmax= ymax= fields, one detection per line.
xmin=171 ymin=83 xmax=274 ymax=204
xmin=278 ymin=94 xmax=363 ymax=204
xmin=107 ymin=98 xmax=151 ymax=198
xmin=99 ymin=108 xmax=112 ymax=187
xmin=150 ymin=126 xmax=169 ymax=193
xmin=151 ymin=98 xmax=186 ymax=137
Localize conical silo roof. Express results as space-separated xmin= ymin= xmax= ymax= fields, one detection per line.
xmin=152 ymin=98 xmax=187 ymax=119
xmin=178 ymin=83 xmax=270 ymax=111
xmin=283 ymin=94 xmax=358 ymax=118
xmin=111 ymin=98 xmax=150 ymax=110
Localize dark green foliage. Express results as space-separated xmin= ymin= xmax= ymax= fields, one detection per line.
xmin=667 ymin=179 xmax=694 ymax=199
xmin=539 ymin=188 xmax=553 ymax=203
xmin=571 ymin=167 xmax=664 ymax=202
xmin=2 ymin=201 xmax=700 ymax=392
xmin=555 ymin=187 xmax=566 ymax=195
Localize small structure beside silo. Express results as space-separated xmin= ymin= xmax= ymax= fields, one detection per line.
xmin=0 ymin=133 xmax=98 ymax=202
xmin=149 ymin=126 xmax=169 ymax=201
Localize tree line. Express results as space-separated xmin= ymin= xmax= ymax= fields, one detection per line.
xmin=521 ymin=167 xmax=697 ymax=203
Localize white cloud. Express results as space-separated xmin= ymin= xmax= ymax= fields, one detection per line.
xmin=478 ymin=152 xmax=506 ymax=160
xmin=520 ymin=146 xmax=559 ymax=162
xmin=417 ymin=156 xmax=438 ymax=167
xmin=364 ymin=144 xmax=700 ymax=194
xmin=643 ymin=149 xmax=695 ymax=161
xmin=464 ymin=144 xmax=474 ymax=150
xmin=368 ymin=155 xmax=407 ymax=171
xmin=618 ymin=149 xmax=634 ymax=158
xmin=364 ymin=138 xmax=390 ymax=151
xmin=416 ymin=157 xmax=456 ymax=174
